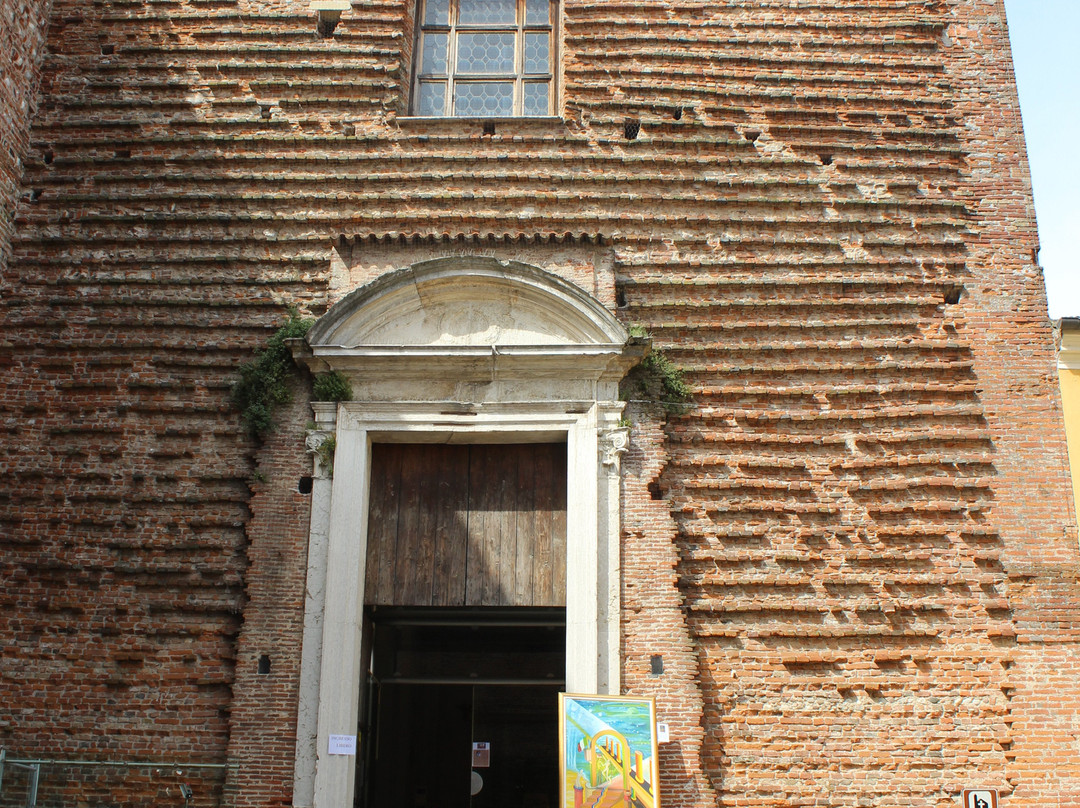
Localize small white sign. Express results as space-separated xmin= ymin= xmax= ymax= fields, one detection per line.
xmin=656 ymin=722 xmax=670 ymax=743
xmin=329 ymin=734 xmax=357 ymax=755
xmin=472 ymin=741 xmax=491 ymax=768
xmin=963 ymin=789 xmax=998 ymax=808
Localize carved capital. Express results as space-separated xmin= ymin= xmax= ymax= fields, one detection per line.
xmin=600 ymin=427 xmax=630 ymax=470
xmin=306 ymin=430 xmax=335 ymax=479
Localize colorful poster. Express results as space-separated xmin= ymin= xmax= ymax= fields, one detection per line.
xmin=559 ymin=694 xmax=659 ymax=808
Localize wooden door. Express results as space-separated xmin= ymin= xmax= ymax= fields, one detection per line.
xmin=364 ymin=443 xmax=567 ymax=607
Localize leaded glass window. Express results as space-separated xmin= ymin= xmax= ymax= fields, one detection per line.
xmin=413 ymin=0 xmax=556 ymax=117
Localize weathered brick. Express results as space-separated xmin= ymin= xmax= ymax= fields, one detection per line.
xmin=1 ymin=1 xmax=1077 ymax=807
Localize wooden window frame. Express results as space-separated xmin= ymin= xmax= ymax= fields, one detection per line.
xmin=411 ymin=0 xmax=558 ymax=117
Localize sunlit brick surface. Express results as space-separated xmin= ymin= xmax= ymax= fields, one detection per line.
xmin=1 ymin=1 xmax=1077 ymax=807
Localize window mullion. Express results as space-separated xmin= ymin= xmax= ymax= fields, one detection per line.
xmin=515 ymin=0 xmax=525 ymax=116
xmin=413 ymin=0 xmax=426 ymax=115
xmin=447 ymin=0 xmax=459 ymax=115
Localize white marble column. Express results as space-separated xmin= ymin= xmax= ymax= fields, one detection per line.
xmin=292 ymin=414 xmax=336 ymax=807
xmin=566 ymin=407 xmax=600 ymax=694
xmin=599 ymin=425 xmax=629 ymax=695
xmin=312 ymin=418 xmax=370 ymax=808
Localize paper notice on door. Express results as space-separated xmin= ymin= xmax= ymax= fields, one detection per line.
xmin=329 ymin=734 xmax=357 ymax=755
xmin=472 ymin=742 xmax=491 ymax=767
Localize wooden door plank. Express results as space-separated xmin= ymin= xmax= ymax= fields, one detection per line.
xmin=550 ymin=443 xmax=568 ymax=606
xmin=532 ymin=443 xmax=554 ymax=607
xmin=478 ymin=445 xmax=507 ymax=606
xmin=465 ymin=445 xmax=489 ymax=605
xmin=394 ymin=444 xmax=424 ymax=605
xmin=514 ymin=444 xmax=537 ymax=606
xmin=432 ymin=445 xmax=470 ymax=606
xmin=495 ymin=445 xmax=519 ymax=606
xmin=366 ymin=443 xmax=403 ymax=605
xmin=411 ymin=445 xmax=440 ymax=605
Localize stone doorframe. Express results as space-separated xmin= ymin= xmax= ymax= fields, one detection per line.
xmin=288 ymin=258 xmax=645 ymax=808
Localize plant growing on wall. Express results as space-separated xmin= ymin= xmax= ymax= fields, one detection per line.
xmin=231 ymin=310 xmax=314 ymax=438
xmin=315 ymin=434 xmax=336 ymax=477
xmin=312 ymin=370 xmax=353 ymax=402
xmin=620 ymin=328 xmax=693 ymax=414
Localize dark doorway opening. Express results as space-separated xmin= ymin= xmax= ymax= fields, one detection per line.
xmin=359 ymin=607 xmax=565 ymax=808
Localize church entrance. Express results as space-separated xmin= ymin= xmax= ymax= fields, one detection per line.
xmin=294 ymin=258 xmax=638 ymax=807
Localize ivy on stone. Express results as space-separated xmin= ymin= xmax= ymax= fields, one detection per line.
xmin=231 ymin=310 xmax=314 ymax=439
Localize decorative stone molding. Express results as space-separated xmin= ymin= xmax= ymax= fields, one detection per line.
xmin=600 ymin=427 xmax=631 ymax=470
xmin=305 ymin=431 xmax=335 ymax=479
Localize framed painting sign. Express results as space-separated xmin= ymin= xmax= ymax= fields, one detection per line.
xmin=559 ymin=693 xmax=660 ymax=808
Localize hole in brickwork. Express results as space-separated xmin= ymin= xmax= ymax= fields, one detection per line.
xmin=943 ymin=285 xmax=963 ymax=305
xmin=29 ymin=188 xmax=43 ymax=202
xmin=317 ymin=17 xmax=340 ymax=37
xmin=115 ymin=148 xmax=131 ymax=159
xmin=298 ymin=475 xmax=313 ymax=494
xmin=258 ymin=655 xmax=271 ymax=675
xmin=820 ymin=153 xmax=833 ymax=165
xmin=616 ymin=287 xmax=628 ymax=308
xmin=624 ymin=119 xmax=640 ymax=140
xmin=482 ymin=121 xmax=496 ymax=136
xmin=672 ymin=107 xmax=683 ymax=121
xmin=647 ymin=481 xmax=664 ymax=501
xmin=260 ymin=105 xmax=273 ymax=120
xmin=744 ymin=129 xmax=760 ymax=142
xmin=43 ymin=149 xmax=54 ymax=164
xmin=100 ymin=43 xmax=114 ymax=55
xmin=650 ymin=655 xmax=663 ymax=675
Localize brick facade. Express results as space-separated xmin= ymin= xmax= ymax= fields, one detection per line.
xmin=1 ymin=1 xmax=1077 ymax=807
xmin=0 ymin=0 xmax=53 ymax=273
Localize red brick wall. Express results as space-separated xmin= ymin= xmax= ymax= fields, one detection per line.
xmin=941 ymin=1 xmax=1080 ymax=802
xmin=0 ymin=0 xmax=53 ymax=273
xmin=1 ymin=0 xmax=1076 ymax=807
xmin=224 ymin=379 xmax=313 ymax=808
xmin=621 ymin=403 xmax=714 ymax=808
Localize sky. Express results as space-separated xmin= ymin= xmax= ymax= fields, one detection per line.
xmin=1004 ymin=0 xmax=1080 ymax=318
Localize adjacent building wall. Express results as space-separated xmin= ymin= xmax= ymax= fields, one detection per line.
xmin=1058 ymin=320 xmax=1080 ymax=529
